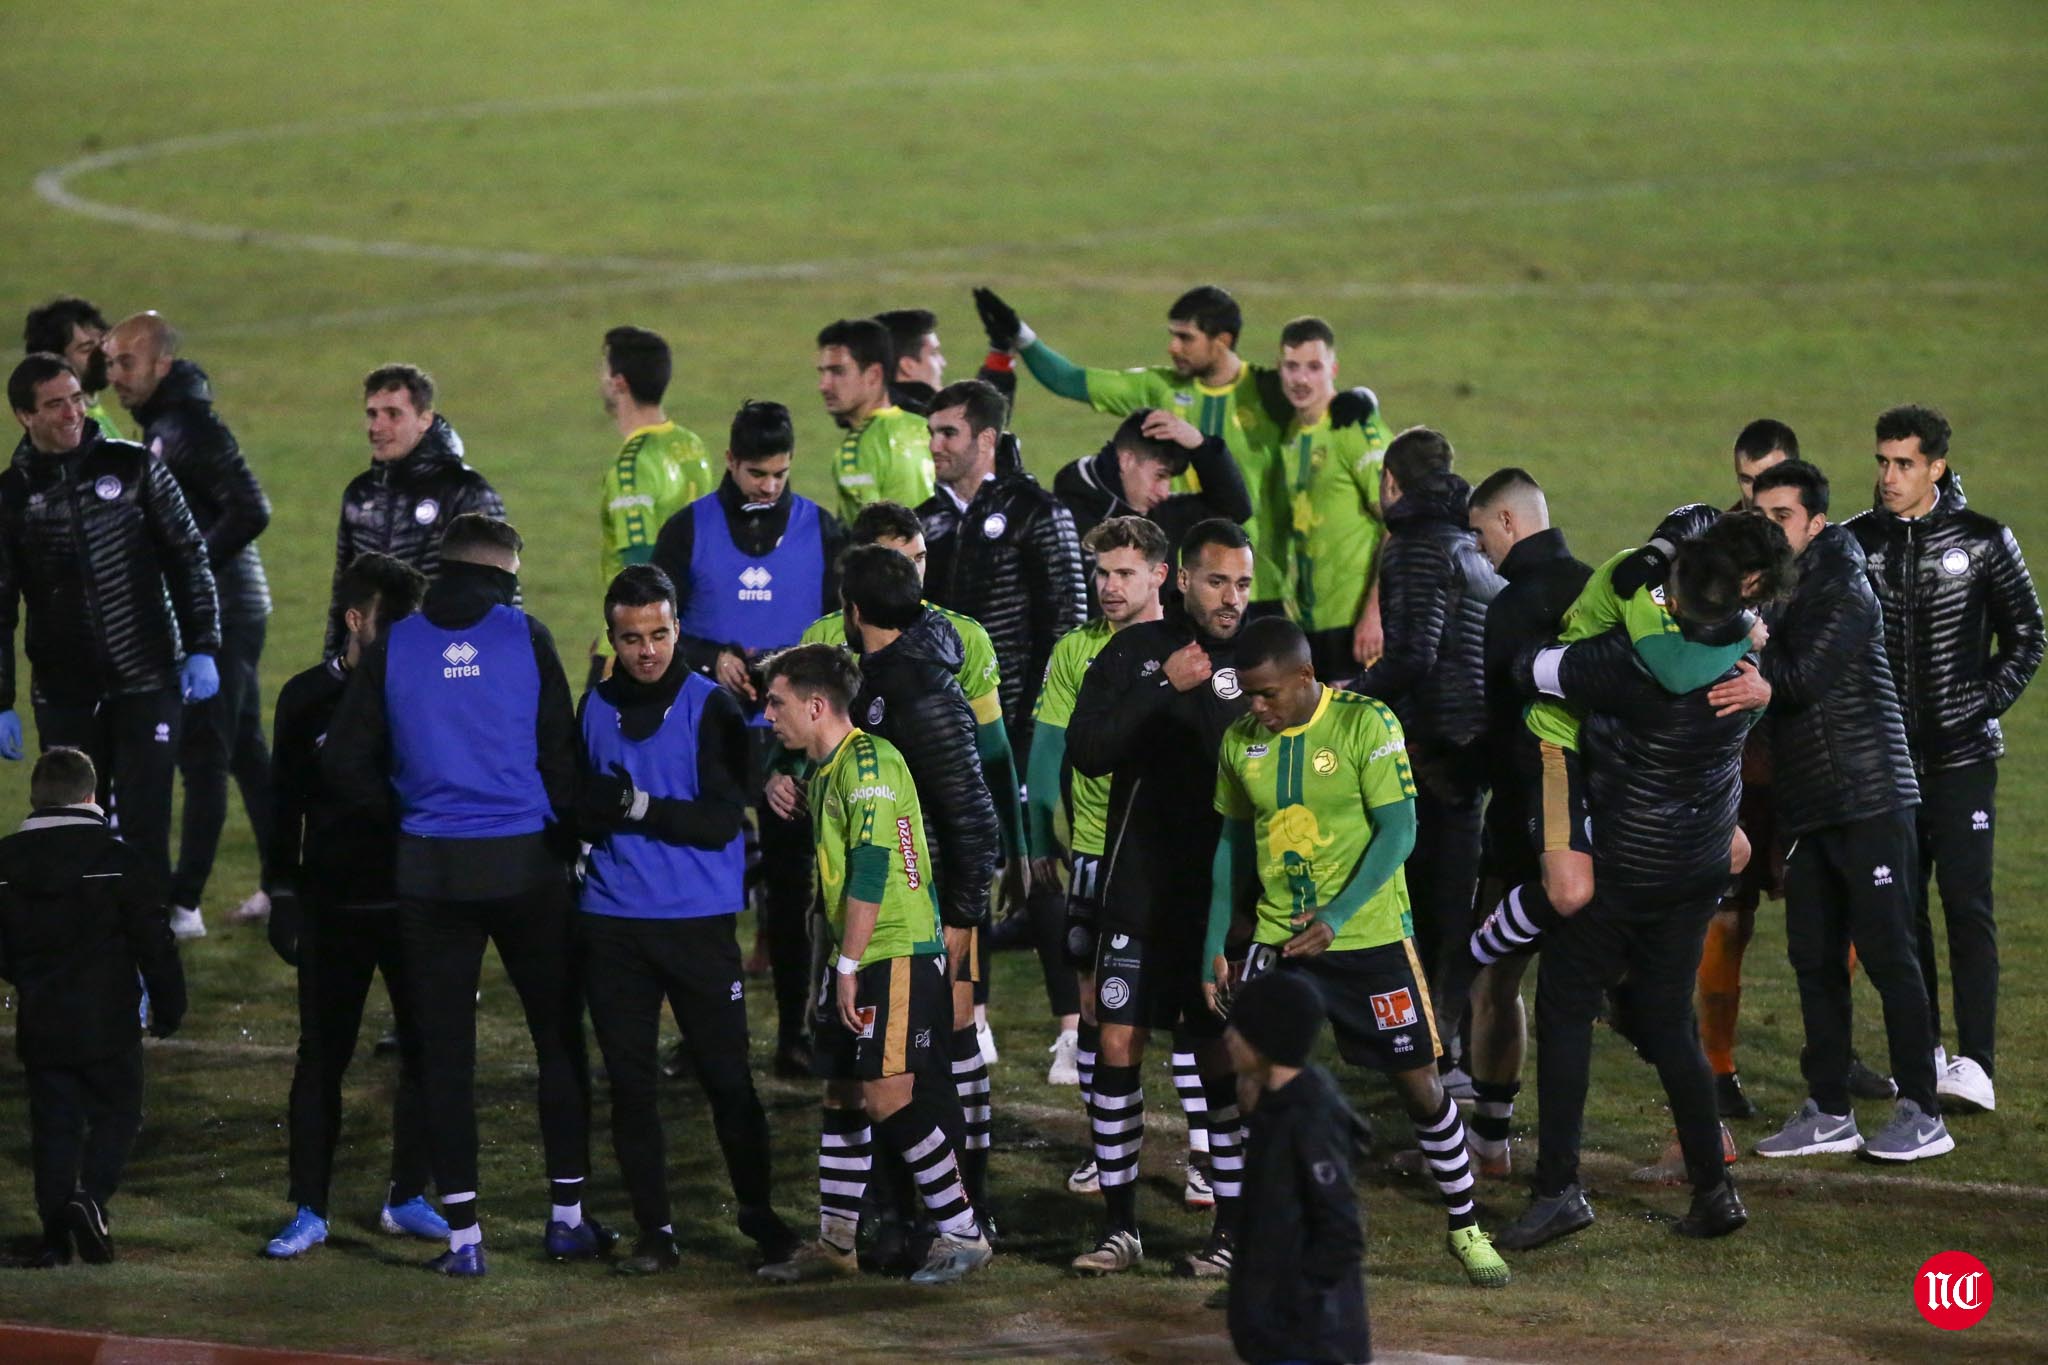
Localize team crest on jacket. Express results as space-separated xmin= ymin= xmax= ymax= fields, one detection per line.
xmin=94 ymin=475 xmax=123 ymax=501
xmin=1942 ymin=548 xmax=1970 ymax=576
xmin=413 ymin=498 xmax=439 ymax=525
xmin=1211 ymin=667 xmax=1241 ymax=700
xmin=982 ymin=513 xmax=1007 ymax=539
xmin=867 ymin=697 xmax=886 ymax=725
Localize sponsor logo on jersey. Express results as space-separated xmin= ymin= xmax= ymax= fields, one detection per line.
xmin=913 ymin=1028 xmax=932 ymax=1050
xmin=1312 ymin=747 xmax=1339 ymax=775
xmin=1211 ymin=667 xmax=1241 ymax=700
xmin=846 ymin=784 xmax=897 ymax=803
xmin=896 ymin=816 xmax=922 ymax=890
xmin=94 ymin=475 xmax=123 ymax=501
xmin=1369 ymin=737 xmax=1406 ymax=762
xmin=441 ymin=640 xmax=481 ymax=679
xmin=982 ymin=512 xmax=1007 ymax=539
xmin=1873 ymin=864 xmax=1894 ymax=887
xmin=1171 ymin=392 xmax=1193 ymax=407
xmin=1942 ymin=548 xmax=1971 ymax=576
xmin=867 ymin=697 xmax=885 ymax=726
xmin=1370 ymin=987 xmax=1418 ymax=1030
xmin=1393 ymin=1033 xmax=1415 ymax=1053
xmin=739 ymin=565 xmax=774 ymax=601
xmin=1100 ymin=976 xmax=1132 ymax=1010
xmin=413 ymin=498 xmax=439 ymax=525
xmin=854 ymin=1005 xmax=877 ymax=1040
xmin=1245 ymin=743 xmax=1269 ymax=759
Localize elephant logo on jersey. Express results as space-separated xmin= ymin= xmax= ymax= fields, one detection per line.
xmin=1267 ymin=804 xmax=1335 ymax=867
xmin=1211 ymin=668 xmax=1241 ymax=700
xmin=1312 ymin=747 xmax=1339 ymax=776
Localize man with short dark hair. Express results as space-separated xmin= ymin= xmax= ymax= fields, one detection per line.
xmin=818 ymin=318 xmax=934 ymax=520
xmin=1847 ymin=404 xmax=2042 ymax=1114
xmin=323 ymin=513 xmax=597 ymax=1278
xmin=260 ymin=552 xmax=444 ymax=1261
xmin=106 ymin=311 xmax=275 ymax=938
xmin=23 ymin=297 xmax=122 ymax=439
xmin=327 ymin=363 xmax=504 ymax=657
xmin=1733 ymin=419 xmax=1798 ymax=508
xmin=1052 ymin=407 xmax=1252 ymax=578
xmin=576 ymin=563 xmax=794 ymax=1274
xmin=592 ymin=326 xmax=715 ymax=682
xmin=1740 ymin=462 xmax=1950 ymax=1162
xmin=1 ymin=354 xmax=220 ymax=893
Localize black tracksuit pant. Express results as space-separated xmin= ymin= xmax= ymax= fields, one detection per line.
xmin=34 ymin=688 xmax=183 ymax=884
xmin=1784 ymin=808 xmax=1938 ymax=1114
xmin=287 ymin=898 xmax=432 ymax=1216
xmin=581 ymin=912 xmax=773 ymax=1234
xmin=1913 ymin=761 xmax=1999 ymax=1075
xmin=28 ymin=1046 xmax=144 ymax=1232
xmin=399 ymin=880 xmax=591 ymax=1199
xmin=1408 ymin=777 xmax=1486 ymax=1042
xmin=756 ymin=801 xmax=816 ymax=1051
xmin=173 ymin=616 xmax=274 ymax=908
xmin=1535 ymin=873 xmax=1725 ymax=1197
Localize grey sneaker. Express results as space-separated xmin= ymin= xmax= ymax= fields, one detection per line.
xmin=1070 ymin=1229 xmax=1143 ymax=1275
xmin=1754 ymin=1099 xmax=1862 ymax=1158
xmin=910 ymin=1230 xmax=992 ymax=1285
xmin=1864 ymin=1098 xmax=1956 ymax=1162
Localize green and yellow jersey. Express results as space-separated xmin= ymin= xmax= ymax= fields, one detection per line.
xmin=1214 ymin=688 xmax=1416 ymax=952
xmin=597 ymin=420 xmax=715 ymax=657
xmin=832 ymin=405 xmax=934 ymax=524
xmin=801 ymin=604 xmax=1003 ymax=728
xmin=1277 ymin=411 xmax=1388 ymax=632
xmin=809 ymin=728 xmax=945 ymax=966
xmin=1027 ymin=618 xmax=1116 ymax=858
xmin=1524 ymin=549 xmax=1755 ymax=751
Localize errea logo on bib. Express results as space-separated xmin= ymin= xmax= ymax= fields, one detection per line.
xmin=441 ymin=641 xmax=481 ymax=678
xmin=739 ymin=565 xmax=774 ymax=601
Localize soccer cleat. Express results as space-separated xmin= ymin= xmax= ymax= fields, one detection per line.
xmin=1047 ymin=1029 xmax=1080 ymax=1086
xmin=1071 ymin=1229 xmax=1143 ymax=1276
xmin=1755 ymin=1100 xmax=1863 ymax=1158
xmin=738 ymin=1204 xmax=799 ymax=1264
xmin=1864 ymin=1098 xmax=1957 ymax=1162
xmin=380 ymin=1196 xmax=450 ymax=1240
xmin=168 ymin=905 xmax=206 ymax=940
xmin=65 ymin=1194 xmax=114 ymax=1264
xmin=976 ymin=1018 xmax=999 ymax=1066
xmin=1936 ymin=1056 xmax=1996 ymax=1113
xmin=1673 ymin=1178 xmax=1748 ymax=1238
xmin=910 ymin=1230 xmax=993 ymax=1285
xmin=1716 ymin=1071 xmax=1758 ymax=1119
xmin=1183 ymin=1163 xmax=1215 ymax=1211
xmin=1845 ymin=1054 xmax=1898 ymax=1101
xmin=229 ymin=890 xmax=272 ymax=924
xmin=758 ymin=1238 xmax=859 ymax=1283
xmin=1468 ymin=1138 xmax=1513 ymax=1181
xmin=427 ymin=1244 xmax=487 ymax=1277
xmin=1066 ymin=1158 xmax=1101 ymax=1195
xmin=1630 ymin=1124 xmax=1737 ymax=1184
xmin=1174 ymin=1231 xmax=1232 ymax=1279
xmin=613 ymin=1231 xmax=682 ymax=1276
xmin=1494 ymin=1184 xmax=1594 ymax=1252
xmin=544 ymin=1216 xmax=618 ymax=1262
xmin=1448 ymin=1225 xmax=1511 ymax=1287
xmin=264 ymin=1206 xmax=329 ymax=1259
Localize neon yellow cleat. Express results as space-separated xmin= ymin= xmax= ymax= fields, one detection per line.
xmin=1448 ymin=1224 xmax=1511 ymax=1288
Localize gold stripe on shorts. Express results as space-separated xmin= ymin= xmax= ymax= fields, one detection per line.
xmin=1540 ymin=740 xmax=1572 ymax=853
xmin=966 ymin=925 xmax=981 ymax=984
xmin=1403 ymin=937 xmax=1445 ymax=1062
xmin=883 ymin=956 xmax=912 ymax=1076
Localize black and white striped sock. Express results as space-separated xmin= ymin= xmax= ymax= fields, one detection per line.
xmin=1077 ymin=1020 xmax=1099 ymax=1108
xmin=1172 ymin=1049 xmax=1212 ymax=1167
xmin=1470 ymin=882 xmax=1561 ymax=964
xmin=1090 ymin=1063 xmax=1143 ymax=1233
xmin=443 ymin=1190 xmax=480 ymax=1250
xmin=1470 ymin=1078 xmax=1519 ymax=1151
xmin=879 ymin=1100 xmax=980 ymax=1241
xmin=818 ymin=1106 xmax=871 ymax=1251
xmin=549 ymin=1177 xmax=583 ymax=1228
xmin=1415 ymin=1091 xmax=1478 ymax=1230
xmin=952 ymin=1025 xmax=992 ymax=1209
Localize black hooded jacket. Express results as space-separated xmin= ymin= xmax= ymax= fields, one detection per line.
xmin=130 ymin=359 xmax=271 ymax=626
xmin=268 ymin=656 xmax=399 ymax=909
xmin=1760 ymin=523 xmax=1919 ymax=839
xmin=0 ymin=428 xmax=219 ymax=709
xmin=1053 ymin=431 xmax=1253 ymax=583
xmin=1352 ymin=470 xmax=1504 ymax=764
xmin=326 ymin=417 xmax=503 ymax=656
xmin=1482 ymin=528 xmax=1592 ymax=777
xmin=1846 ymin=469 xmax=2044 ymax=774
xmin=851 ymin=608 xmax=1000 ymax=928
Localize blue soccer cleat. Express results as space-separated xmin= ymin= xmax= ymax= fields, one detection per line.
xmin=544 ymin=1216 xmax=619 ymax=1262
xmin=264 ymin=1206 xmax=329 ymax=1259
xmin=380 ymin=1196 xmax=451 ymax=1240
xmin=427 ymin=1243 xmax=487 ymax=1277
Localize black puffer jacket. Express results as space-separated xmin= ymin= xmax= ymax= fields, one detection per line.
xmin=853 ymin=608 xmax=1000 ymax=929
xmin=1352 ymin=470 xmax=1504 ymax=766
xmin=0 ymin=430 xmax=220 ymax=710
xmin=1482 ymin=528 xmax=1592 ymax=778
xmin=130 ymin=360 xmax=271 ymax=626
xmin=325 ymin=417 xmax=503 ymax=656
xmin=1760 ymin=524 xmax=1918 ymax=838
xmin=1536 ymin=626 xmax=1753 ymax=888
xmin=919 ymin=441 xmax=1087 ymax=748
xmin=1846 ymin=469 xmax=2044 ymax=773
xmin=1054 ymin=431 xmax=1253 ymax=564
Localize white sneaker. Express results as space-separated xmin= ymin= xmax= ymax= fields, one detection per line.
xmin=1936 ymin=1056 xmax=1996 ymax=1113
xmin=169 ymin=906 xmax=206 ymax=940
xmin=1934 ymin=1045 xmax=1949 ymax=1075
xmin=976 ymin=1018 xmax=999 ymax=1066
xmin=1046 ymin=1030 xmax=1080 ymax=1086
xmin=1066 ymin=1158 xmax=1101 ymax=1194
xmin=229 ymin=890 xmax=272 ymax=924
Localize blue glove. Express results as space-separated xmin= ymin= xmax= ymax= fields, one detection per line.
xmin=0 ymin=709 xmax=20 ymax=761
xmin=181 ymin=653 xmax=220 ymax=703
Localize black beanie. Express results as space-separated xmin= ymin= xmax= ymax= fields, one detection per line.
xmin=1229 ymin=969 xmax=1325 ymax=1067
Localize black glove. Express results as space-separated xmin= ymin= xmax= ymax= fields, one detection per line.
xmin=995 ymin=430 xmax=1023 ymax=476
xmin=1608 ymin=540 xmax=1674 ymax=598
xmin=972 ymin=287 xmax=1022 ymax=352
xmin=1063 ymin=906 xmax=1098 ymax=971
xmin=1329 ymin=386 xmax=1379 ymax=431
xmin=267 ymin=887 xmax=303 ymax=967
xmin=578 ymin=761 xmax=640 ymax=830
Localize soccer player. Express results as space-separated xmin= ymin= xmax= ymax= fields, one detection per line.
xmin=1266 ymin=317 xmax=1390 ymax=680
xmin=876 ymin=306 xmax=1020 ymax=417
xmin=260 ymin=552 xmax=445 ymax=1260
xmin=1847 ymin=405 xmax=2043 ymax=1114
xmin=591 ymin=326 xmax=715 ymax=685
xmin=1206 ymin=617 xmax=1509 ymax=1288
xmin=756 ymin=644 xmax=992 ymax=1287
xmin=817 ymin=317 xmax=934 ymax=522
xmin=1062 ymin=519 xmax=1255 ymax=1277
xmin=1051 ymin=408 xmax=1252 ymax=571
xmin=575 ymin=565 xmax=796 ymax=1272
xmin=107 ymin=311 xmax=275 ymax=939
xmin=23 ymin=296 xmax=122 ymax=439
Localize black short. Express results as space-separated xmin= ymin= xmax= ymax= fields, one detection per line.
xmin=1244 ymin=939 xmax=1442 ymax=1073
xmin=1093 ymin=928 xmax=1222 ymax=1039
xmin=810 ymin=952 xmax=951 ymax=1081
xmin=1501 ymin=735 xmax=1594 ymax=868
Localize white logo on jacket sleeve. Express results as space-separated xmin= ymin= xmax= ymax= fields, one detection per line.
xmin=94 ymin=475 xmax=123 ymax=500
xmin=1942 ymin=548 xmax=1970 ymax=576
xmin=1211 ymin=667 xmax=1241 ymax=700
xmin=738 ymin=565 xmax=774 ymax=601
xmin=981 ymin=512 xmax=1007 ymax=539
xmin=867 ymin=697 xmax=886 ymax=726
xmin=1873 ymin=864 xmax=1894 ymax=886
xmin=413 ymin=498 xmax=439 ymax=525
xmin=441 ymin=640 xmax=481 ymax=678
